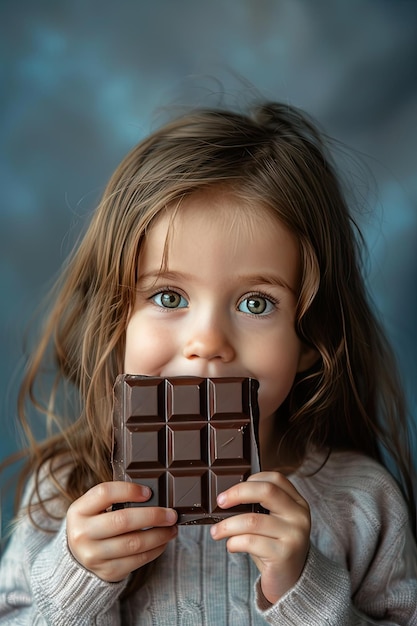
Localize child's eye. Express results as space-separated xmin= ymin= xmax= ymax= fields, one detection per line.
xmin=152 ymin=290 xmax=188 ymax=309
xmin=237 ymin=295 xmax=275 ymax=315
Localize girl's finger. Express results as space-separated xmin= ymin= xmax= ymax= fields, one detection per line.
xmin=90 ymin=525 xmax=178 ymax=562
xmin=217 ymin=476 xmax=309 ymax=516
xmin=211 ymin=509 xmax=289 ymax=542
xmin=71 ymin=481 xmax=152 ymax=516
xmin=92 ymin=544 xmax=169 ymax=583
xmin=247 ymin=471 xmax=306 ymax=503
xmin=225 ymin=532 xmax=287 ymax=559
xmin=77 ymin=505 xmax=178 ymax=540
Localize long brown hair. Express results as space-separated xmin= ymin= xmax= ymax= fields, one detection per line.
xmin=3 ymin=101 xmax=416 ymax=537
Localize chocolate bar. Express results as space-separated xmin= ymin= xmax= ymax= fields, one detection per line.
xmin=112 ymin=375 xmax=265 ymax=524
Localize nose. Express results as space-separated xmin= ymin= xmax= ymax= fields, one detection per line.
xmin=182 ymin=313 xmax=235 ymax=363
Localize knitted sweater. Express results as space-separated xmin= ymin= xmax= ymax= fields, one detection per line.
xmin=0 ymin=450 xmax=416 ymax=625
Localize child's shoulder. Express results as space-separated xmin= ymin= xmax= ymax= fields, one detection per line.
xmin=16 ymin=457 xmax=73 ymax=528
xmin=294 ymin=449 xmax=409 ymax=527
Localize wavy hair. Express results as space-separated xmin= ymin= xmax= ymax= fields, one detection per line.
xmin=5 ymin=101 xmax=416 ymax=541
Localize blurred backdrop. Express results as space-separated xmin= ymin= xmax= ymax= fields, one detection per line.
xmin=1 ymin=0 xmax=416 ymax=533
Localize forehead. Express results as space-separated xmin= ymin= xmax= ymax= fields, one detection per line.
xmin=150 ymin=187 xmax=295 ymax=247
xmin=138 ymin=187 xmax=301 ymax=290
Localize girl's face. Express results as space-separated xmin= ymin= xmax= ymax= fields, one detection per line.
xmin=125 ymin=189 xmax=316 ymax=436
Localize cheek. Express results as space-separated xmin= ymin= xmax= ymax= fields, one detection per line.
xmin=257 ymin=366 xmax=297 ymax=419
xmin=124 ymin=316 xmax=169 ymax=374
xmin=252 ymin=338 xmax=302 ymax=418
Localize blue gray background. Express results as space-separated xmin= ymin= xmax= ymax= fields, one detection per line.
xmin=1 ymin=0 xmax=416 ymax=532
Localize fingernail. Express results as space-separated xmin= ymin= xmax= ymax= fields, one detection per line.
xmin=166 ymin=509 xmax=177 ymax=523
xmin=217 ymin=492 xmax=226 ymax=506
xmin=141 ymin=486 xmax=152 ymax=498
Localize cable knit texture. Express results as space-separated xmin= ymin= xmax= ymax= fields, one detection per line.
xmin=1 ymin=450 xmax=416 ymax=625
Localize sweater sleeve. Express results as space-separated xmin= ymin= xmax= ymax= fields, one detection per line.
xmin=255 ymin=540 xmax=417 ymax=625
xmin=0 ymin=478 xmax=128 ymax=625
xmin=253 ymin=453 xmax=417 ymax=625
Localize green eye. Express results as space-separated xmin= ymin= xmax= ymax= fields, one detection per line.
xmin=152 ymin=291 xmax=188 ymax=309
xmin=238 ymin=296 xmax=274 ymax=315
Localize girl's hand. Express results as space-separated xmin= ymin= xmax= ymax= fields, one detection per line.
xmin=210 ymin=472 xmax=310 ymax=604
xmin=66 ymin=481 xmax=178 ymax=582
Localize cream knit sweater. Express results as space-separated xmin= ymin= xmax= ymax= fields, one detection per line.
xmin=0 ymin=450 xmax=416 ymax=625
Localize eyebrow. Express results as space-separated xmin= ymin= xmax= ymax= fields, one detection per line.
xmin=137 ymin=270 xmax=296 ymax=295
xmin=237 ymin=273 xmax=297 ymax=295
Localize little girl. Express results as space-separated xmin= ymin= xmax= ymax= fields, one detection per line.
xmin=1 ymin=101 xmax=416 ymax=625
